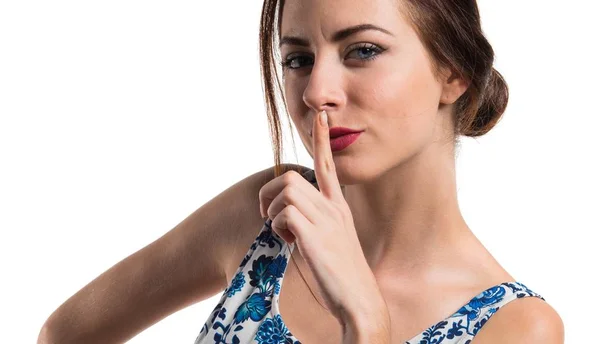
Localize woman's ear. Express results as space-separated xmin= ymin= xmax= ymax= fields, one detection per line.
xmin=440 ymin=69 xmax=470 ymax=105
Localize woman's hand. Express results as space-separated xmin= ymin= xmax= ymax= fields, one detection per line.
xmin=258 ymin=110 xmax=391 ymax=332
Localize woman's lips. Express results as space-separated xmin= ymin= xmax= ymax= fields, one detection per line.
xmin=329 ymin=132 xmax=362 ymax=152
xmin=308 ymin=126 xmax=364 ymax=152
xmin=329 ymin=127 xmax=362 ymax=138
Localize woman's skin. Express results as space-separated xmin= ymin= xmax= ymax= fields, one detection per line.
xmin=280 ymin=0 xmax=513 ymax=302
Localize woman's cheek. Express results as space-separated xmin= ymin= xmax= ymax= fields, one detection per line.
xmin=366 ymin=65 xmax=440 ymax=150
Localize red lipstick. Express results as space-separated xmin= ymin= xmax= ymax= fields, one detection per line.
xmin=329 ymin=127 xmax=362 ymax=138
xmin=328 ymin=127 xmax=364 ymax=152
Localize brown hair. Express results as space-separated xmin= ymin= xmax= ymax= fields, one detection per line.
xmin=259 ymin=0 xmax=509 ymax=177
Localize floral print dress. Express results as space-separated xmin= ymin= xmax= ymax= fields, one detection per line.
xmin=193 ymin=169 xmax=545 ymax=344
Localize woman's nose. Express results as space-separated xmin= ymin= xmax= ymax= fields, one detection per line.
xmin=302 ymin=55 xmax=346 ymax=113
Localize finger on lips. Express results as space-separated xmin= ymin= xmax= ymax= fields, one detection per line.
xmin=313 ymin=110 xmax=345 ymax=203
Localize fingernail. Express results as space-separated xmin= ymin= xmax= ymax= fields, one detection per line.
xmin=320 ymin=110 xmax=328 ymax=127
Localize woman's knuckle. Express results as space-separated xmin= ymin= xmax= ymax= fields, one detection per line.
xmin=283 ymin=170 xmax=298 ymax=183
xmin=282 ymin=186 xmax=296 ymax=200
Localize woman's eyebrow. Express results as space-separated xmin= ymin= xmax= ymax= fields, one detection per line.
xmin=279 ymin=23 xmax=394 ymax=48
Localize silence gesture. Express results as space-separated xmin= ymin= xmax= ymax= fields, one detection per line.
xmin=258 ymin=110 xmax=391 ymax=337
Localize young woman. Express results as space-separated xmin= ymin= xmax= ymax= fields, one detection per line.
xmin=39 ymin=0 xmax=564 ymax=343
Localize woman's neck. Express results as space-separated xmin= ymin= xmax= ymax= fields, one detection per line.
xmin=342 ymin=144 xmax=471 ymax=279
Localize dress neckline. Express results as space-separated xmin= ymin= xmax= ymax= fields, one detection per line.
xmin=271 ymin=264 xmax=525 ymax=344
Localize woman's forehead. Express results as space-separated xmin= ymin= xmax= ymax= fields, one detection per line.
xmin=280 ymin=0 xmax=406 ymax=39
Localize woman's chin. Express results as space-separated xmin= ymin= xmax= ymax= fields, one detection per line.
xmin=332 ymin=162 xmax=369 ymax=185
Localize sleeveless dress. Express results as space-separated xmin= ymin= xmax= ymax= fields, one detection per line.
xmin=193 ymin=169 xmax=546 ymax=344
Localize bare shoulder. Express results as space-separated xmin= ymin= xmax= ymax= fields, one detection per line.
xmin=222 ymin=163 xmax=312 ymax=282
xmin=471 ymin=296 xmax=564 ymax=344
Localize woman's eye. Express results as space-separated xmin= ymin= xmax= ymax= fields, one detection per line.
xmin=281 ymin=43 xmax=385 ymax=70
xmin=281 ymin=55 xmax=313 ymax=69
xmin=346 ymin=43 xmax=383 ymax=61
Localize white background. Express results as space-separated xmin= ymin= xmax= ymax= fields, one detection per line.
xmin=1 ymin=0 xmax=598 ymax=343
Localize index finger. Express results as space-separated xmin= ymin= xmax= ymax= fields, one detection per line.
xmin=312 ymin=110 xmax=344 ymax=202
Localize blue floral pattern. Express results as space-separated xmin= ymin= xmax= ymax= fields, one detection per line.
xmin=193 ymin=169 xmax=545 ymax=344
xmin=403 ymin=281 xmax=545 ymax=344
xmin=194 ymin=217 xmax=300 ymax=344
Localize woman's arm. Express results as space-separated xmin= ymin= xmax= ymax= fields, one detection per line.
xmin=37 ymin=164 xmax=306 ymax=344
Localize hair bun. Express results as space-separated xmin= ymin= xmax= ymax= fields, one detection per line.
xmin=461 ymin=67 xmax=509 ymax=137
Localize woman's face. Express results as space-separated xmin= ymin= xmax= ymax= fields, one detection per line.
xmin=279 ymin=0 xmax=459 ymax=184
